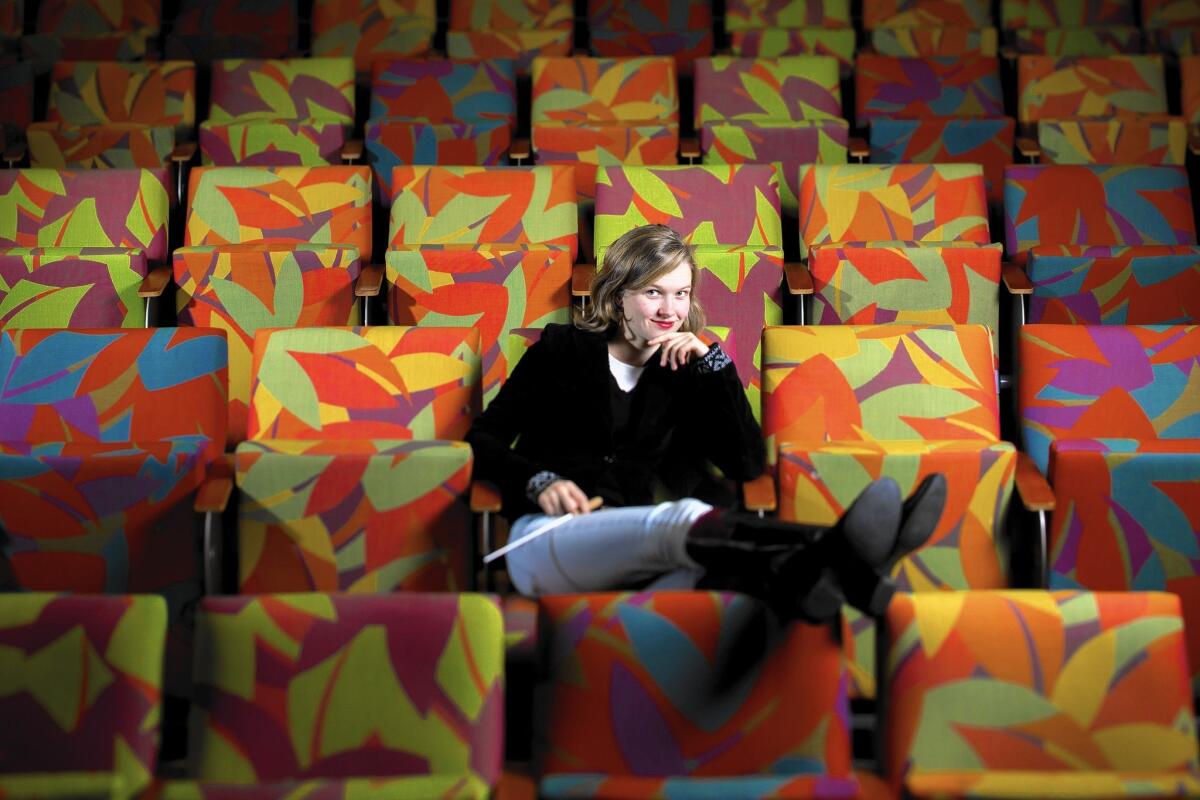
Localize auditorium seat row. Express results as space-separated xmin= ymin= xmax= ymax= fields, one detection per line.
xmin=3 ymin=588 xmax=1197 ymax=799
xmin=5 ymin=52 xmax=1200 ymax=206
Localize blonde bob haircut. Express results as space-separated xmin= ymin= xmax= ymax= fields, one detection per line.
xmin=577 ymin=224 xmax=705 ymax=334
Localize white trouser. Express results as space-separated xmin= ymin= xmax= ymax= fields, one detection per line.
xmin=504 ymin=499 xmax=713 ymax=596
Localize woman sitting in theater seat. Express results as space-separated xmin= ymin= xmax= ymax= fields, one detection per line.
xmin=465 ymin=224 xmax=946 ymax=621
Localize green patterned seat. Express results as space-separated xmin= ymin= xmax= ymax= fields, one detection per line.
xmin=0 ymin=594 xmax=166 ymax=800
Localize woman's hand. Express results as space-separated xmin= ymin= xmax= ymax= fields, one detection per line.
xmin=537 ymin=479 xmax=592 ymax=516
xmin=648 ymin=331 xmax=709 ymax=370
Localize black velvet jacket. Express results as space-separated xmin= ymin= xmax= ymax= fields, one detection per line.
xmin=465 ymin=323 xmax=766 ymax=520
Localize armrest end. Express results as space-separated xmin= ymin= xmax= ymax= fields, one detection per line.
xmin=1001 ymin=260 xmax=1033 ymax=295
xmin=509 ymin=137 xmax=531 ymax=163
xmin=138 ymin=266 xmax=172 ymax=298
xmin=742 ymin=473 xmax=778 ymax=513
xmin=572 ymin=262 xmax=594 ymax=298
xmin=783 ymin=261 xmax=814 ymax=295
xmin=848 ymin=136 xmax=869 ymax=161
xmin=470 ymin=480 xmax=503 ymax=514
xmin=355 ymin=263 xmax=384 ymax=297
xmin=340 ymin=139 xmax=364 ymax=163
xmin=679 ymin=136 xmax=701 ymax=160
xmin=1015 ymin=451 xmax=1056 ymax=512
xmin=1016 ymin=136 xmax=1041 ymax=161
xmin=170 ymin=141 xmax=197 ymax=162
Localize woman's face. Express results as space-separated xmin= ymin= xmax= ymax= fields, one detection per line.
xmin=621 ymin=261 xmax=693 ymax=346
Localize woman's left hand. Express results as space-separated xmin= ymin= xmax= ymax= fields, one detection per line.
xmin=648 ymin=331 xmax=709 ymax=370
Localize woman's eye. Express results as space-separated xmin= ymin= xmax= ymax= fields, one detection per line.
xmin=646 ymin=289 xmax=659 ymax=297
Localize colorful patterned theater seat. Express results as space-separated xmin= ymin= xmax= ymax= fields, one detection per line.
xmin=27 ymin=61 xmax=196 ymax=170
xmin=1002 ymin=0 xmax=1140 ymax=55
xmin=200 ymin=58 xmax=355 ymax=167
xmin=172 ymin=593 xmax=503 ymax=796
xmin=175 ymin=165 xmax=372 ymax=446
xmin=366 ymin=59 xmax=517 ymax=204
xmin=1003 ymin=165 xmax=1197 ymax=264
xmin=312 ymin=0 xmax=435 ymax=73
xmin=884 ymin=591 xmax=1200 ymax=798
xmin=1018 ymin=55 xmax=1186 ymax=165
xmin=588 ymin=0 xmax=713 ymax=69
xmin=531 ymin=56 xmax=679 ymax=200
xmin=864 ymin=0 xmax=998 ymax=57
xmin=763 ymin=324 xmax=1020 ymax=697
xmin=387 ymin=165 xmax=576 ymax=405
xmin=798 ymin=163 xmax=992 ymax=258
xmin=856 ymin=55 xmax=1012 ymax=204
xmin=1184 ymin=56 xmax=1200 ymax=132
xmin=535 ymin=591 xmax=857 ymax=798
xmin=236 ymin=326 xmax=481 ymax=593
xmin=1024 ymin=246 xmax=1200 ymax=324
xmin=446 ymin=0 xmax=573 ymax=73
xmin=20 ymin=0 xmax=159 ymax=71
xmin=694 ymin=56 xmax=849 ymax=212
xmin=165 ymin=0 xmax=298 ymax=62
xmin=1019 ymin=324 xmax=1200 ymax=689
xmin=1142 ymin=0 xmax=1200 ymax=56
xmin=594 ymin=164 xmax=785 ymax=413
xmin=0 ymin=594 xmax=167 ymax=800
xmin=0 ymin=169 xmax=170 ymax=328
xmin=0 ymin=328 xmax=227 ymax=692
xmin=723 ymin=0 xmax=857 ymax=75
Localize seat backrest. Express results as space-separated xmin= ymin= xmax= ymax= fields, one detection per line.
xmin=1002 ymin=0 xmax=1135 ymax=28
xmin=0 ymin=328 xmax=228 ymax=461
xmin=36 ymin=0 xmax=159 ymax=36
xmin=208 ymin=58 xmax=354 ymax=124
xmin=1019 ymin=55 xmax=1169 ymax=124
xmin=185 ymin=166 xmax=373 ymax=260
xmin=311 ymin=0 xmax=435 ymax=70
xmin=531 ymin=56 xmax=678 ymax=125
xmin=45 ymin=61 xmax=195 ymax=135
xmin=388 ymin=165 xmax=578 ymax=260
xmin=885 ymin=591 xmax=1198 ymax=785
xmin=1018 ymin=324 xmax=1200 ymax=472
xmin=450 ymin=0 xmax=573 ymax=31
xmin=245 ymin=326 xmax=481 ymax=441
xmin=370 ymin=58 xmax=516 ymax=124
xmin=167 ymin=0 xmax=298 ymax=59
xmin=1003 ymin=165 xmax=1196 ymax=260
xmin=0 ymin=594 xmax=166 ymax=794
xmin=762 ymin=324 xmax=1000 ymax=450
xmin=725 ymin=0 xmax=853 ymax=29
xmin=863 ymin=0 xmax=992 ymax=29
xmin=191 ymin=593 xmax=503 ymax=785
xmin=588 ymin=0 xmax=714 ymax=61
xmin=856 ymin=54 xmax=1002 ymax=121
xmin=537 ymin=591 xmax=852 ymax=780
xmin=798 ymin=163 xmax=990 ymax=257
xmin=594 ymin=164 xmax=782 ymax=260
xmin=0 ymin=169 xmax=170 ymax=261
xmin=695 ymin=56 xmax=842 ymax=126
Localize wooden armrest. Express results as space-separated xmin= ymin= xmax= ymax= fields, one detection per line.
xmin=679 ymin=136 xmax=701 ymax=160
xmin=783 ymin=261 xmax=814 ymax=295
xmin=1001 ymin=261 xmax=1033 ymax=294
xmin=195 ymin=456 xmax=235 ymax=514
xmin=509 ymin=137 xmax=531 ymax=162
xmin=1016 ymin=136 xmax=1041 ymax=161
xmin=1000 ymin=45 xmax=1020 ymax=61
xmin=848 ymin=136 xmax=869 ymax=160
xmin=340 ymin=139 xmax=364 ymax=162
xmin=1015 ymin=451 xmax=1055 ymax=512
xmin=3 ymin=142 xmax=26 ymax=167
xmin=355 ymin=263 xmax=383 ymax=297
xmin=170 ymin=141 xmax=197 ymax=162
xmin=1190 ymin=130 xmax=1200 ymax=156
xmin=572 ymin=262 xmax=595 ymax=297
xmin=470 ymin=480 xmax=503 ymax=514
xmin=742 ymin=473 xmax=777 ymax=513
xmin=138 ymin=266 xmax=171 ymax=298
xmin=496 ymin=769 xmax=537 ymax=800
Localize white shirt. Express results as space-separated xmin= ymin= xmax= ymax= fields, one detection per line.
xmin=608 ymin=352 xmax=646 ymax=393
